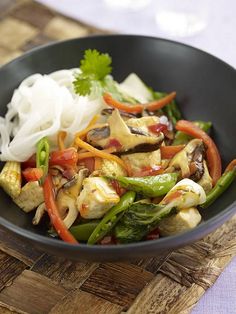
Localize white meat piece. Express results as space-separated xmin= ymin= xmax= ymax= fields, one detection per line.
xmin=158 ymin=207 xmax=202 ymax=236
xmin=76 ymin=177 xmax=120 ymax=219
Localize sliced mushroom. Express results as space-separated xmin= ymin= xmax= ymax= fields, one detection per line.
xmin=190 ymin=143 xmax=205 ymax=181
xmin=87 ymin=109 xmax=164 ymax=152
xmin=101 ymin=108 xmax=139 ymax=119
xmin=32 ymin=202 xmax=46 ymax=225
xmin=168 ymin=139 xmax=205 ymax=179
xmin=198 ymin=160 xmax=213 ymax=193
xmin=56 ymin=168 xmax=88 ymax=228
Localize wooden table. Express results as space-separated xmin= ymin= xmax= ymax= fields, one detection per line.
xmin=0 ymin=1 xmax=236 ymax=313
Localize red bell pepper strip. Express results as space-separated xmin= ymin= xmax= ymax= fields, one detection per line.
xmin=103 ymin=93 xmax=144 ymax=113
xmin=146 ymin=92 xmax=176 ymax=112
xmin=175 ymin=120 xmax=222 ymax=185
xmin=148 ymin=123 xmax=168 ymax=134
xmin=23 ymin=148 xmax=79 ymax=169
xmin=49 ymin=148 xmax=79 ymax=167
xmin=22 ymin=154 xmax=36 ymax=169
xmin=22 ymin=167 xmax=43 ymax=182
xmin=225 ymin=159 xmax=236 ymax=172
xmin=43 ymin=174 xmax=78 ymax=244
xmin=160 ymin=145 xmax=185 ymax=159
xmin=133 ymin=165 xmax=163 ymax=177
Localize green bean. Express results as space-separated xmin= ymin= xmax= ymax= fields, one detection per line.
xmin=36 ymin=137 xmax=50 ymax=184
xmin=87 ymin=191 xmax=136 ymax=245
xmin=201 ymin=169 xmax=236 ymax=209
xmin=70 ymin=221 xmax=100 ymax=241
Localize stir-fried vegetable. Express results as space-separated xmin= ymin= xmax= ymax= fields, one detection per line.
xmin=201 ymin=160 xmax=236 ymax=208
xmin=173 ymin=121 xmax=212 ymax=145
xmin=160 ymin=145 xmax=185 ymax=159
xmin=103 ymin=93 xmax=144 ymax=113
xmin=50 ymin=148 xmax=78 ymax=167
xmin=36 ymin=137 xmax=50 ymax=184
xmin=112 ymin=173 xmax=178 ymax=197
xmin=88 ymin=191 xmax=136 ymax=244
xmin=1 ymin=48 xmax=235 ymax=247
xmin=75 ymin=136 xmax=128 ymax=171
xmin=0 ymin=161 xmax=21 ymax=199
xmin=43 ymin=174 xmax=78 ymax=244
xmin=22 ymin=168 xmax=43 ymax=182
xmin=70 ymin=221 xmax=100 ymax=241
xmin=146 ymin=92 xmax=176 ymax=112
xmin=115 ymin=179 xmax=206 ymax=243
xmin=176 ymin=120 xmax=222 ymax=185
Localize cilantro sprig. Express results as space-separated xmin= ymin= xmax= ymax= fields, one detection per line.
xmin=73 ymin=49 xmax=112 ymax=96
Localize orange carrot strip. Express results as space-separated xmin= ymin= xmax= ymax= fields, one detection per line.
xmin=75 ymin=137 xmax=128 ymax=172
xmin=78 ymin=152 xmax=95 ymax=160
xmin=146 ymin=92 xmax=176 ymax=112
xmin=160 ymin=145 xmax=185 ymax=159
xmin=57 ymin=131 xmax=67 ymax=151
xmin=103 ymin=93 xmax=144 ymax=113
xmin=78 ymin=147 xmax=115 ymax=160
xmin=94 ymin=157 xmax=102 ymax=170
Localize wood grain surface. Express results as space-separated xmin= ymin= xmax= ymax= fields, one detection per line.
xmin=0 ymin=1 xmax=236 ymax=313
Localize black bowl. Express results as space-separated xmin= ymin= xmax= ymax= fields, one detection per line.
xmin=0 ymin=35 xmax=236 ymax=261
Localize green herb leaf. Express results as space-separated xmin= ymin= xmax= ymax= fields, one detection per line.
xmin=73 ymin=49 xmax=112 ymax=96
xmin=73 ymin=74 xmax=92 ymax=96
xmin=81 ymin=49 xmax=112 ymax=80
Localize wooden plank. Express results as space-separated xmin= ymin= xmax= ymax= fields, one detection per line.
xmin=127 ymin=274 xmax=188 ymax=314
xmin=81 ymin=263 xmax=154 ymax=310
xmin=0 ymin=46 xmax=22 ymax=65
xmin=0 ymin=305 xmax=19 ymax=314
xmin=0 ymin=0 xmax=18 ymax=18
xmin=0 ymin=228 xmax=43 ymax=266
xmin=44 ymin=16 xmax=90 ymax=40
xmin=0 ymin=270 xmax=68 ymax=314
xmin=22 ymin=33 xmax=53 ymax=51
xmin=0 ymin=250 xmax=26 ymax=292
xmin=132 ymin=252 xmax=172 ymax=274
xmin=11 ymin=1 xmax=55 ymax=28
xmin=159 ymin=243 xmax=221 ymax=289
xmin=50 ymin=290 xmax=122 ymax=314
xmin=159 ymin=217 xmax=236 ymax=289
xmin=0 ymin=17 xmax=38 ymax=50
xmin=32 ymin=253 xmax=99 ymax=290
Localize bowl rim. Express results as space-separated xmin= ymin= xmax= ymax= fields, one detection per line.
xmin=0 ymin=33 xmax=236 ymax=253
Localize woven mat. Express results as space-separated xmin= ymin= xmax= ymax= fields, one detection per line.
xmin=0 ymin=1 xmax=236 ymax=313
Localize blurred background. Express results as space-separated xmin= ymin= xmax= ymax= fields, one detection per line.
xmin=35 ymin=0 xmax=235 ymax=67
xmin=0 ymin=0 xmax=235 ymax=68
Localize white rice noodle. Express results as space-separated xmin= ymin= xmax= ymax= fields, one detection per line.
xmin=0 ymin=69 xmax=104 ymax=162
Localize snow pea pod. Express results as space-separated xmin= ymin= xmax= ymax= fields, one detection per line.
xmin=113 ymin=173 xmax=178 ymax=197
xmin=87 ymin=191 xmax=136 ymax=245
xmin=70 ymin=221 xmax=100 ymax=241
